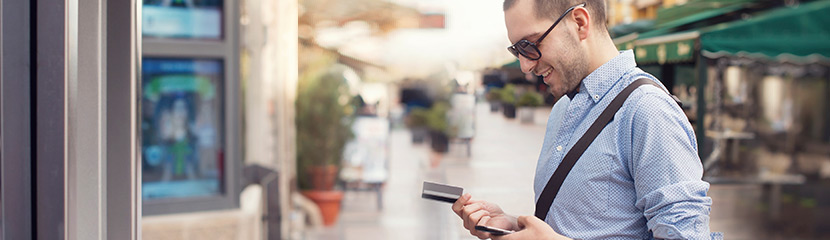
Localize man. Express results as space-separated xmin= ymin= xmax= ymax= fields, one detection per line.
xmin=452 ymin=0 xmax=722 ymax=239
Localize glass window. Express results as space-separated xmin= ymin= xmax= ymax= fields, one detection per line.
xmin=141 ymin=57 xmax=224 ymax=200
xmin=142 ymin=0 xmax=223 ymax=40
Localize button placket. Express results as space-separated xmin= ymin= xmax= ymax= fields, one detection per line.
xmin=553 ymin=94 xmax=588 ymax=162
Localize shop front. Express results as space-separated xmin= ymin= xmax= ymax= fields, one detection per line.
xmin=615 ymin=1 xmax=830 ymax=227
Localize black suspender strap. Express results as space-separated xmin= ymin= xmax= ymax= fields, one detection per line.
xmin=534 ymin=78 xmax=677 ymax=220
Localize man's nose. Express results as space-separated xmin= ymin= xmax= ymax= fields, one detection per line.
xmin=518 ymin=56 xmax=537 ymax=75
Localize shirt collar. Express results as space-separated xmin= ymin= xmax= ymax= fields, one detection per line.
xmin=565 ymin=89 xmax=578 ymax=99
xmin=578 ymin=50 xmax=638 ymax=103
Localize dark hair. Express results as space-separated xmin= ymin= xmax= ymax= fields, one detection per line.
xmin=504 ymin=0 xmax=607 ymax=30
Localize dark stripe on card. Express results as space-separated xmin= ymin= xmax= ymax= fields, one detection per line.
xmin=421 ymin=193 xmax=458 ymax=203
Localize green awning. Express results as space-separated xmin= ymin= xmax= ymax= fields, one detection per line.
xmin=655 ymin=0 xmax=754 ymax=26
xmin=642 ymin=0 xmax=754 ymax=39
xmin=615 ymin=0 xmax=750 ymax=65
xmin=502 ymin=59 xmax=520 ymax=68
xmin=700 ymin=0 xmax=830 ymax=62
xmin=615 ymin=0 xmax=830 ymax=65
xmin=654 ymin=3 xmax=746 ymax=32
xmin=610 ymin=20 xmax=655 ymax=38
xmin=632 ymin=31 xmax=699 ymax=65
xmin=614 ymin=33 xmax=639 ymax=51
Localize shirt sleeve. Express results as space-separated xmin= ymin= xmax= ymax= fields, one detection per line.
xmin=628 ymin=91 xmax=714 ymax=240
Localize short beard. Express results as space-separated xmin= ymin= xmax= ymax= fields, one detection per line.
xmin=550 ymin=31 xmax=589 ymax=98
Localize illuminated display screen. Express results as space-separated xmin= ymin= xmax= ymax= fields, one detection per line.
xmin=142 ymin=0 xmax=223 ymax=39
xmin=141 ymin=58 xmax=224 ymax=200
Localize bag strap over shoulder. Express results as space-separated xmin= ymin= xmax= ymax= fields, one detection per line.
xmin=534 ymin=78 xmax=676 ymax=220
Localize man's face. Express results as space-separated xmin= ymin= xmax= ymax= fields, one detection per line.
xmin=504 ymin=0 xmax=589 ymax=98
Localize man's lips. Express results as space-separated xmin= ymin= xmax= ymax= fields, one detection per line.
xmin=540 ymin=68 xmax=553 ymax=78
xmin=538 ymin=68 xmax=554 ymax=85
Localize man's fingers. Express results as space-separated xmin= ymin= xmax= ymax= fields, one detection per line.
xmin=505 ymin=216 xmax=563 ymax=240
xmin=471 ymin=215 xmax=493 ymax=239
xmin=460 ymin=203 xmax=483 ymax=229
xmin=516 ymin=215 xmax=543 ymax=229
xmin=492 ymin=216 xmax=536 ymax=240
xmin=516 ymin=215 xmax=530 ymax=229
xmin=475 ymin=231 xmax=491 ymax=240
xmin=516 ymin=215 xmax=529 ymax=224
xmin=461 ymin=203 xmax=484 ymax=216
xmin=478 ymin=215 xmax=491 ymax=227
xmin=491 ymin=234 xmax=511 ymax=240
xmin=452 ymin=193 xmax=472 ymax=216
xmin=465 ymin=199 xmax=485 ymax=205
xmin=471 ymin=225 xmax=491 ymax=240
xmin=466 ymin=210 xmax=489 ymax=230
xmin=461 ymin=203 xmax=485 ymax=229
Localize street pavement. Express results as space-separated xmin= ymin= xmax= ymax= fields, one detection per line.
xmin=313 ymin=102 xmax=768 ymax=240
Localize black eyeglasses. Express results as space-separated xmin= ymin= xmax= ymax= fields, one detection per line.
xmin=507 ymin=3 xmax=586 ymax=60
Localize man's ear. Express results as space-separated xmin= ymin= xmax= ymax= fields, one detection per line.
xmin=571 ymin=7 xmax=590 ymax=40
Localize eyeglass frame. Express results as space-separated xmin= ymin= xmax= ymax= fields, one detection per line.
xmin=507 ymin=3 xmax=587 ymax=61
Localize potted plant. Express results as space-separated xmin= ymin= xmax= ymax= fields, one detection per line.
xmin=516 ymin=91 xmax=544 ymax=124
xmin=296 ymin=65 xmax=354 ymax=226
xmin=486 ymin=87 xmax=502 ymax=112
xmin=425 ymin=102 xmax=452 ymax=153
xmin=405 ymin=107 xmax=430 ymax=144
xmin=500 ymin=84 xmax=517 ymax=119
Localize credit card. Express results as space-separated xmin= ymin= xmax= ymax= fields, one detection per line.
xmin=421 ymin=181 xmax=463 ymax=203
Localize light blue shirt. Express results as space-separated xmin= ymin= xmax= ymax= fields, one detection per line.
xmin=533 ymin=50 xmax=722 ymax=240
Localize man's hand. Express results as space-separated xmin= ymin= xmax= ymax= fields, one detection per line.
xmin=452 ymin=193 xmax=518 ymax=239
xmin=491 ymin=216 xmax=572 ymax=240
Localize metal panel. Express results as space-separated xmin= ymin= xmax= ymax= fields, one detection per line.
xmin=65 ymin=0 xmax=113 ymax=237
xmin=0 ymin=0 xmax=33 ymax=238
xmin=35 ymin=0 xmax=67 ymax=238
xmin=225 ymin=0 xmax=243 ymax=210
xmin=143 ymin=40 xmax=226 ymax=57
xmin=107 ymin=0 xmax=142 ymax=237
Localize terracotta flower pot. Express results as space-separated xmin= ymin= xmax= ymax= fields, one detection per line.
xmin=302 ymin=190 xmax=344 ymax=226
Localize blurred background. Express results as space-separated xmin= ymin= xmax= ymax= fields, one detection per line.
xmin=2 ymin=0 xmax=829 ymax=239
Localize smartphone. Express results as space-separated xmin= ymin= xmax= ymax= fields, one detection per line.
xmin=475 ymin=225 xmax=515 ymax=236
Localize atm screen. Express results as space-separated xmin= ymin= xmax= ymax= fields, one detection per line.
xmin=142 ymin=0 xmax=223 ymax=39
xmin=141 ymin=57 xmax=225 ymax=200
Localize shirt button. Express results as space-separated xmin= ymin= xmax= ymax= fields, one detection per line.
xmin=593 ymin=95 xmax=600 ymax=100
xmin=556 ymin=145 xmax=563 ymax=151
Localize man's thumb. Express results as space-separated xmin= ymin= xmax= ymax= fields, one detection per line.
xmin=516 ymin=215 xmax=538 ymax=229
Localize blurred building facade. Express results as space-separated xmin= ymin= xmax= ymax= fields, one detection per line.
xmin=607 ymin=0 xmax=690 ymax=26
xmin=610 ymin=0 xmax=830 ymax=179
xmin=610 ymin=1 xmax=830 ymax=237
